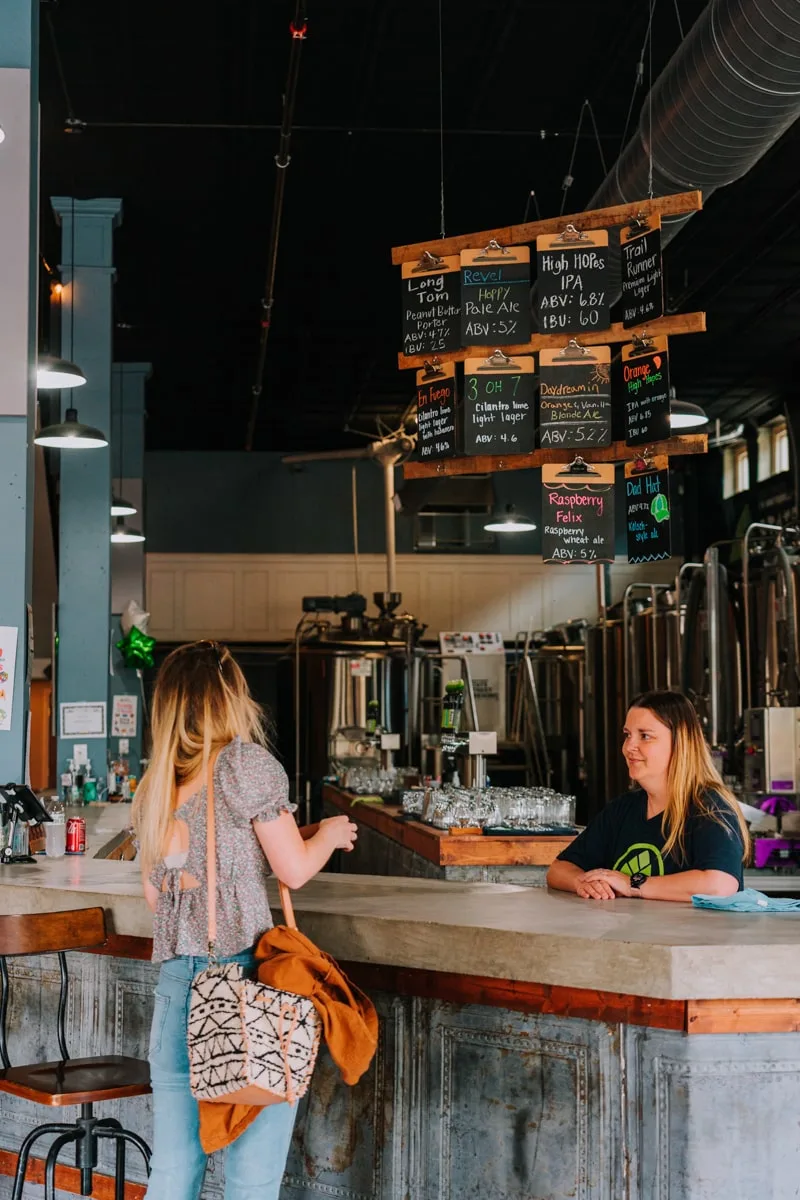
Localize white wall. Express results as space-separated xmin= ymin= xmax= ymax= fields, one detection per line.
xmin=146 ymin=553 xmax=679 ymax=642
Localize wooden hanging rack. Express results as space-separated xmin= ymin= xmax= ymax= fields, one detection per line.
xmin=391 ymin=190 xmax=702 ymax=265
xmin=402 ymin=434 xmax=707 ymax=480
xmin=398 ymin=311 xmax=705 ymax=370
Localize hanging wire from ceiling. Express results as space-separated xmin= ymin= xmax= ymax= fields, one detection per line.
xmin=558 ymin=100 xmax=608 ymax=215
xmin=244 ymin=0 xmax=309 ymax=452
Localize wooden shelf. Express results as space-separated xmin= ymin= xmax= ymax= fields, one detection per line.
xmin=403 ymin=434 xmax=707 ymax=479
xmin=397 ymin=310 xmax=706 ymax=371
xmin=391 ymin=190 xmax=703 ymax=265
xmin=323 ymin=784 xmax=573 ymax=868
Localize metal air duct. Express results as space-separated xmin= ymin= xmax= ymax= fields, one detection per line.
xmin=588 ymin=0 xmax=800 ymax=250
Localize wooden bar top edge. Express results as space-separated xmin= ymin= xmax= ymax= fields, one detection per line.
xmin=391 ymin=190 xmax=703 ymax=264
xmin=397 ymin=311 xmax=706 ymax=370
xmin=403 ymin=434 xmax=708 ymax=479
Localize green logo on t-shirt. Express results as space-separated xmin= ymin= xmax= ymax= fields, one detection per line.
xmin=613 ymin=843 xmax=665 ymax=877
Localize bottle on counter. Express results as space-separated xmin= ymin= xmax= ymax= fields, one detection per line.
xmin=46 ymin=795 xmax=67 ymax=857
xmin=366 ymin=699 xmax=380 ymax=736
xmin=441 ymin=680 xmax=466 ymax=734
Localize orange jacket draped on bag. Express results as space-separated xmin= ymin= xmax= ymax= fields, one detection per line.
xmin=198 ymin=925 xmax=378 ymax=1153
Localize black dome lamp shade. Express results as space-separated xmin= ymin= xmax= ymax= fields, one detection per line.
xmin=34 ymin=406 xmax=108 ymax=449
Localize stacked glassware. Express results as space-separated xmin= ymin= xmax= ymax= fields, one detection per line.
xmin=401 ymin=785 xmax=577 ymax=833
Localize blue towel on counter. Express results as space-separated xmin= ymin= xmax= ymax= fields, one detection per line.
xmin=692 ymin=888 xmax=800 ymax=912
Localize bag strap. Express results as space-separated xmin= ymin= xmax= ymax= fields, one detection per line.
xmin=205 ymin=753 xmax=297 ymax=958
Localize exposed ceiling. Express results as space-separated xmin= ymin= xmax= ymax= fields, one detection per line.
xmin=38 ymin=0 xmax=799 ymax=453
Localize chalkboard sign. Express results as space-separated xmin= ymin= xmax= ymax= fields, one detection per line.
xmin=625 ymin=454 xmax=672 ymax=564
xmin=621 ymin=216 xmax=664 ymax=328
xmin=621 ymin=337 xmax=670 ymax=446
xmin=536 ymin=229 xmax=611 ymax=334
xmin=463 ymin=352 xmax=535 ymax=455
xmin=542 ymin=461 xmax=615 ymax=564
xmin=401 ymin=253 xmax=461 ymax=358
xmin=414 ymin=361 xmax=457 ymax=461
xmin=460 ymin=243 xmax=531 ymax=346
xmin=539 ymin=344 xmax=612 ymax=449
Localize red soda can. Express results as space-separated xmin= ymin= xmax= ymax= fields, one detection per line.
xmin=65 ymin=816 xmax=86 ymax=854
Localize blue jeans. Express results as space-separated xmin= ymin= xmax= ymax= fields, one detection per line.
xmin=145 ymin=951 xmax=297 ymax=1200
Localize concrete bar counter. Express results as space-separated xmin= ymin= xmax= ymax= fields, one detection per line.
xmin=3 ymin=861 xmax=800 ymax=1198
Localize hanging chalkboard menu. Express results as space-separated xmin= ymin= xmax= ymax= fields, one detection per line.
xmin=414 ymin=360 xmax=457 ymax=461
xmin=621 ymin=336 xmax=670 ymax=446
xmin=625 ymin=454 xmax=672 ymax=564
xmin=539 ymin=343 xmax=612 ymax=449
xmin=460 ymin=242 xmax=531 ymax=346
xmin=542 ymin=461 xmax=615 ymax=564
xmin=621 ymin=215 xmax=664 ymax=328
xmin=462 ymin=351 xmax=535 ymax=455
xmin=401 ymin=253 xmax=461 ymax=358
xmin=536 ymin=227 xmax=611 ymax=334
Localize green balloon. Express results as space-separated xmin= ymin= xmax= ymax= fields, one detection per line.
xmin=650 ymin=492 xmax=670 ymax=524
xmin=116 ymin=624 xmax=156 ymax=669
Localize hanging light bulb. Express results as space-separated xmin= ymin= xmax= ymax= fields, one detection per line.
xmin=110 ymin=516 xmax=145 ymax=544
xmin=36 ymin=355 xmax=87 ymax=390
xmin=35 ymin=406 xmax=107 ymax=449
xmin=111 ymin=496 xmax=137 ymax=517
xmin=484 ymin=504 xmax=537 ymax=533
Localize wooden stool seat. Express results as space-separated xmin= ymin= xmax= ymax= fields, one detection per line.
xmin=0 ymin=1054 xmax=151 ymax=1106
xmin=0 ymin=907 xmax=152 ymax=1199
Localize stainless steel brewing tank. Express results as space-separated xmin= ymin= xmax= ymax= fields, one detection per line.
xmin=298 ymin=637 xmax=412 ymax=781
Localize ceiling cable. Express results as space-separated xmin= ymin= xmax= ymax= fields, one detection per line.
xmin=245 ymin=1 xmax=308 ymax=451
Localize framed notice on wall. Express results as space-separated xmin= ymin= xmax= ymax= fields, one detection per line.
xmin=59 ymin=701 xmax=107 ymax=739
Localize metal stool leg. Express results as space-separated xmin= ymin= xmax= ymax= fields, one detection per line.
xmin=97 ymin=1126 xmax=152 ymax=1174
xmin=11 ymin=1123 xmax=75 ymax=1200
xmin=114 ymin=1135 xmax=126 ymax=1200
xmin=44 ymin=1131 xmax=81 ymax=1200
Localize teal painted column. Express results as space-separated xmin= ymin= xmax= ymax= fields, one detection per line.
xmin=0 ymin=0 xmax=38 ymax=783
xmin=52 ymin=197 xmax=122 ymax=779
xmin=110 ymin=362 xmax=151 ymax=778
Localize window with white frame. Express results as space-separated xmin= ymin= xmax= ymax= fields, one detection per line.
xmin=772 ymin=420 xmax=790 ymax=475
xmin=733 ymin=444 xmax=750 ymax=494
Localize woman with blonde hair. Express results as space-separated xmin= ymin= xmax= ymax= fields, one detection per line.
xmin=133 ymin=640 xmax=357 ymax=1199
xmin=547 ymin=690 xmax=749 ymax=902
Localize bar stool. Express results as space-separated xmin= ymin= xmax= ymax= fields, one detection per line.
xmin=0 ymin=907 xmax=151 ymax=1199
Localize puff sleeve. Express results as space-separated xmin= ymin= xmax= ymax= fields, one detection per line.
xmin=218 ymin=737 xmax=296 ymax=824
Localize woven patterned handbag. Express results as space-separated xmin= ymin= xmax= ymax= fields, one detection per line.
xmin=187 ymin=758 xmax=321 ymax=1106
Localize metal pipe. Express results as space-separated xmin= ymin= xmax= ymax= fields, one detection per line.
xmin=351 ymin=465 xmax=361 ymax=595
xmin=743 ymin=523 xmax=788 ymax=710
xmin=382 ymin=456 xmax=398 ymax=594
xmin=623 ymin=583 xmax=670 ymax=709
xmin=675 ymin=562 xmax=703 ymax=674
xmin=460 ymin=656 xmax=480 ymax=733
xmin=705 ymin=546 xmax=721 ymax=748
xmin=596 ymin=562 xmax=611 ymax=802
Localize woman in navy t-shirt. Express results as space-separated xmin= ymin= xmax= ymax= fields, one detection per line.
xmin=547 ymin=690 xmax=750 ymax=902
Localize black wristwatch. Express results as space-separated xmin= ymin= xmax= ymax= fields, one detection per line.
xmin=629 ymin=871 xmax=648 ymax=895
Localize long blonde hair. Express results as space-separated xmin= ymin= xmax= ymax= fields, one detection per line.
xmin=133 ymin=640 xmax=267 ymax=872
xmin=629 ymin=690 xmax=750 ymax=864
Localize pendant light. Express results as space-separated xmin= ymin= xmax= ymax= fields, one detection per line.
xmin=111 ymin=516 xmax=145 ymax=544
xmin=484 ymin=504 xmax=537 ymax=533
xmin=669 ymin=387 xmax=708 ymax=430
xmin=36 ymin=355 xmax=86 ymax=390
xmin=35 ymin=197 xmax=101 ymax=445
xmin=110 ymin=369 xmax=138 ymax=517
xmin=35 ymin=405 xmax=108 ymax=449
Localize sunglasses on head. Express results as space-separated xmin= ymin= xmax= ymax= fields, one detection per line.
xmin=186 ymin=640 xmax=225 ymax=675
